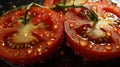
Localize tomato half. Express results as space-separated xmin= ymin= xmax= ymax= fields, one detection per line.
xmin=65 ymin=1 xmax=120 ymax=61
xmin=0 ymin=4 xmax=64 ymax=64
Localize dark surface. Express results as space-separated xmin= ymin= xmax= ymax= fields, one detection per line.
xmin=0 ymin=0 xmax=44 ymax=15
xmin=1 ymin=0 xmax=120 ymax=67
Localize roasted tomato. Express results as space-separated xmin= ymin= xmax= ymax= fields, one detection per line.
xmin=0 ymin=3 xmax=64 ymax=64
xmin=65 ymin=1 xmax=120 ymax=61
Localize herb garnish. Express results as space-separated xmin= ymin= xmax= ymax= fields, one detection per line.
xmin=53 ymin=0 xmax=98 ymax=22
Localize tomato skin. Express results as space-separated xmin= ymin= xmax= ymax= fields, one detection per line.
xmin=65 ymin=1 xmax=120 ymax=61
xmin=84 ymin=1 xmax=120 ymax=18
xmin=0 ymin=6 xmax=64 ymax=64
xmin=66 ymin=33 xmax=120 ymax=61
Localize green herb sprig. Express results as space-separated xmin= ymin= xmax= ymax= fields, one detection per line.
xmin=52 ymin=0 xmax=98 ymax=22
xmin=22 ymin=2 xmax=45 ymax=25
xmin=22 ymin=2 xmax=34 ymax=25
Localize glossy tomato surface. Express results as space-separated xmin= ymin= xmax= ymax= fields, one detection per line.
xmin=65 ymin=1 xmax=120 ymax=61
xmin=0 ymin=4 xmax=64 ymax=64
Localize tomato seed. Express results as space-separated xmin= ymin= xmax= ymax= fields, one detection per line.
xmin=37 ymin=48 xmax=42 ymax=52
xmin=54 ymin=25 xmax=58 ymax=29
xmin=20 ymin=45 xmax=23 ymax=48
xmin=9 ymin=43 xmax=13 ymax=47
xmin=106 ymin=32 xmax=111 ymax=36
xmin=12 ymin=45 xmax=16 ymax=48
xmin=51 ymin=38 xmax=55 ymax=41
xmin=28 ymin=45 xmax=31 ymax=48
xmin=28 ymin=49 xmax=32 ymax=54
xmin=101 ymin=43 xmax=105 ymax=46
xmin=15 ymin=45 xmax=19 ymax=49
xmin=79 ymin=40 xmax=88 ymax=47
xmin=89 ymin=45 xmax=93 ymax=49
xmin=105 ymin=45 xmax=112 ymax=50
xmin=25 ymin=44 xmax=28 ymax=48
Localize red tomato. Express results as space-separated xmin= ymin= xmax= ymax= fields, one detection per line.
xmin=0 ymin=5 xmax=64 ymax=64
xmin=65 ymin=1 xmax=120 ymax=61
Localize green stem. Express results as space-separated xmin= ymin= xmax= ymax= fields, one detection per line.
xmin=22 ymin=2 xmax=34 ymax=25
xmin=53 ymin=4 xmax=98 ymax=22
xmin=21 ymin=2 xmax=44 ymax=25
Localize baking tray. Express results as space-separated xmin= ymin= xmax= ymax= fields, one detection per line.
xmin=0 ymin=0 xmax=120 ymax=67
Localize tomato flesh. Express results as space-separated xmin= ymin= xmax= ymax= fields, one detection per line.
xmin=0 ymin=5 xmax=64 ymax=64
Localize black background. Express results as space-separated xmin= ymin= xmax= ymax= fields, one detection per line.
xmin=1 ymin=0 xmax=120 ymax=67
